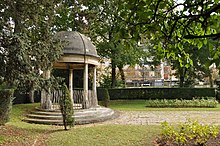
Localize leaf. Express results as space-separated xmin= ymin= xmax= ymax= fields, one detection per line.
xmin=178 ymin=43 xmax=183 ymax=50
xmin=198 ymin=41 xmax=203 ymax=49
xmin=203 ymin=39 xmax=207 ymax=45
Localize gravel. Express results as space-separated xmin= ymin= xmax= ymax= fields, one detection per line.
xmin=99 ymin=111 xmax=220 ymax=125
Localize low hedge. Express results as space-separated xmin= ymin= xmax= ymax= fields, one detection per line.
xmin=145 ymin=98 xmax=218 ymax=108
xmin=97 ymin=87 xmax=216 ymax=100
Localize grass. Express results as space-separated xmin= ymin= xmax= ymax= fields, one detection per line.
xmin=47 ymin=125 xmax=160 ymax=146
xmin=108 ymin=100 xmax=220 ymax=111
xmin=0 ymin=102 xmax=161 ymax=146
xmin=1 ymin=100 xmax=220 ymax=146
xmin=0 ymin=103 xmax=56 ymax=146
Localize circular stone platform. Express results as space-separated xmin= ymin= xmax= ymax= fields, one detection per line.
xmin=24 ymin=106 xmax=117 ymax=125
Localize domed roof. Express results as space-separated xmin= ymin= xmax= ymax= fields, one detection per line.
xmin=55 ymin=31 xmax=98 ymax=58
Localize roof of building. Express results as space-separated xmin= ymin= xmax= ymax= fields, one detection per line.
xmin=55 ymin=31 xmax=98 ymax=58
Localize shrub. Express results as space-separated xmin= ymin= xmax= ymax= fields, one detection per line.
xmin=156 ymin=120 xmax=219 ymax=146
xmin=103 ymin=88 xmax=110 ymax=107
xmin=146 ymin=97 xmax=218 ymax=108
xmin=59 ymin=84 xmax=74 ymax=130
xmin=97 ymin=88 xmax=110 ymax=107
xmin=103 ymin=88 xmax=215 ymax=100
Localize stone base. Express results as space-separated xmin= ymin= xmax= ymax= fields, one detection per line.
xmin=23 ymin=106 xmax=117 ymax=125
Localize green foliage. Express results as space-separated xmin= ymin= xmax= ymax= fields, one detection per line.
xmin=53 ymin=0 xmax=88 ymax=32
xmin=215 ymin=89 xmax=220 ymax=101
xmin=158 ymin=120 xmax=219 ymax=145
xmin=0 ymin=1 xmax=63 ymax=90
xmin=0 ymin=89 xmax=14 ymax=125
xmin=59 ymin=84 xmax=74 ymax=130
xmin=105 ymin=88 xmax=215 ymax=100
xmin=98 ymin=69 xmax=124 ymax=88
xmin=99 ymin=88 xmax=110 ymax=107
xmin=146 ymin=98 xmax=218 ymax=108
xmin=86 ymin=0 xmax=147 ymax=88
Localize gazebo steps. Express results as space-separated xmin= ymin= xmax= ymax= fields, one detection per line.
xmin=24 ymin=118 xmax=63 ymax=125
xmin=23 ymin=106 xmax=117 ymax=125
xmin=26 ymin=114 xmax=63 ymax=120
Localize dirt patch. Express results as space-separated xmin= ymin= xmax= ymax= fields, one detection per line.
xmin=0 ymin=125 xmax=34 ymax=146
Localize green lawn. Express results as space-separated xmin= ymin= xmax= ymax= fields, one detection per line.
xmin=1 ymin=100 xmax=220 ymax=146
xmin=47 ymin=125 xmax=160 ymax=146
xmin=0 ymin=102 xmax=161 ymax=146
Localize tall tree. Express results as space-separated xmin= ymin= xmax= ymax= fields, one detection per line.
xmin=109 ymin=0 xmax=220 ymax=65
xmin=0 ymin=1 xmax=63 ymax=97
xmin=53 ymin=0 xmax=88 ymax=32
xmin=85 ymin=0 xmax=146 ymax=88
xmin=117 ymin=0 xmax=220 ymax=86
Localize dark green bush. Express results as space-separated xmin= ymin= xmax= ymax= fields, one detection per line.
xmin=0 ymin=89 xmax=14 ymax=125
xmin=215 ymin=89 xmax=220 ymax=101
xmin=59 ymin=84 xmax=74 ymax=130
xmin=97 ymin=88 xmax=110 ymax=107
xmin=102 ymin=88 xmax=215 ymax=100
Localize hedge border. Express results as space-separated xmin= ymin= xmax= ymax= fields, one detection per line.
xmin=97 ymin=88 xmax=216 ymax=100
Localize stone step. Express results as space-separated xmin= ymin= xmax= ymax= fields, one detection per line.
xmin=30 ymin=111 xmax=62 ymax=116
xmin=24 ymin=106 xmax=117 ymax=125
xmin=27 ymin=114 xmax=63 ymax=120
xmin=26 ymin=113 xmax=96 ymax=120
xmin=35 ymin=107 xmax=61 ymax=112
xmin=23 ymin=118 xmax=63 ymax=125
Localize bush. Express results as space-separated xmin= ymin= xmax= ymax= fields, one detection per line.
xmin=103 ymin=88 xmax=215 ymax=100
xmin=97 ymin=88 xmax=110 ymax=107
xmin=156 ymin=120 xmax=219 ymax=146
xmin=146 ymin=97 xmax=218 ymax=108
xmin=0 ymin=89 xmax=14 ymax=125
xmin=59 ymin=84 xmax=74 ymax=130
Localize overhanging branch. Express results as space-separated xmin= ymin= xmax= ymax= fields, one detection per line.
xmin=184 ymin=33 xmax=220 ymax=39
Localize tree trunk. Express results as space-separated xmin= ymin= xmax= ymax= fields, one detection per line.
xmin=179 ymin=76 xmax=184 ymax=87
xmin=27 ymin=90 xmax=34 ymax=103
xmin=40 ymin=70 xmax=52 ymax=109
xmin=179 ymin=67 xmax=185 ymax=88
xmin=118 ymin=65 xmax=125 ymax=87
xmin=111 ymin=61 xmax=116 ymax=88
xmin=209 ymin=74 xmax=213 ymax=87
xmin=41 ymin=90 xmax=52 ymax=109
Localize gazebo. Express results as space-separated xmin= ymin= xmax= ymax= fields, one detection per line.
xmin=25 ymin=31 xmax=115 ymax=125
xmin=41 ymin=31 xmax=99 ymax=110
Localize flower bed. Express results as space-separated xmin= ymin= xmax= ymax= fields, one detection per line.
xmin=154 ymin=120 xmax=219 ymax=146
xmin=146 ymin=97 xmax=218 ymax=108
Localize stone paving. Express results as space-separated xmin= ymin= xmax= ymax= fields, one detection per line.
xmin=98 ymin=111 xmax=220 ymax=125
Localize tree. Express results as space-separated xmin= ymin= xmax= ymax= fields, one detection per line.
xmin=53 ymin=0 xmax=88 ymax=32
xmin=0 ymin=0 xmax=67 ymax=125
xmin=0 ymin=1 xmax=63 ymax=96
xmin=85 ymin=0 xmax=147 ymax=88
xmin=112 ymin=0 xmax=220 ymax=87
xmin=99 ymin=0 xmax=220 ymax=66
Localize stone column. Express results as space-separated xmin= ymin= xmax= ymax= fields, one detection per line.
xmin=92 ymin=66 xmax=98 ymax=107
xmin=83 ymin=63 xmax=89 ymax=109
xmin=69 ymin=69 xmax=74 ymax=106
xmin=41 ymin=70 xmax=52 ymax=109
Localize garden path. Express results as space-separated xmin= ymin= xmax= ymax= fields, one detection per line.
xmin=96 ymin=111 xmax=220 ymax=125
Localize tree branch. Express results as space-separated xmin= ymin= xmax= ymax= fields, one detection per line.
xmin=184 ymin=33 xmax=220 ymax=39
